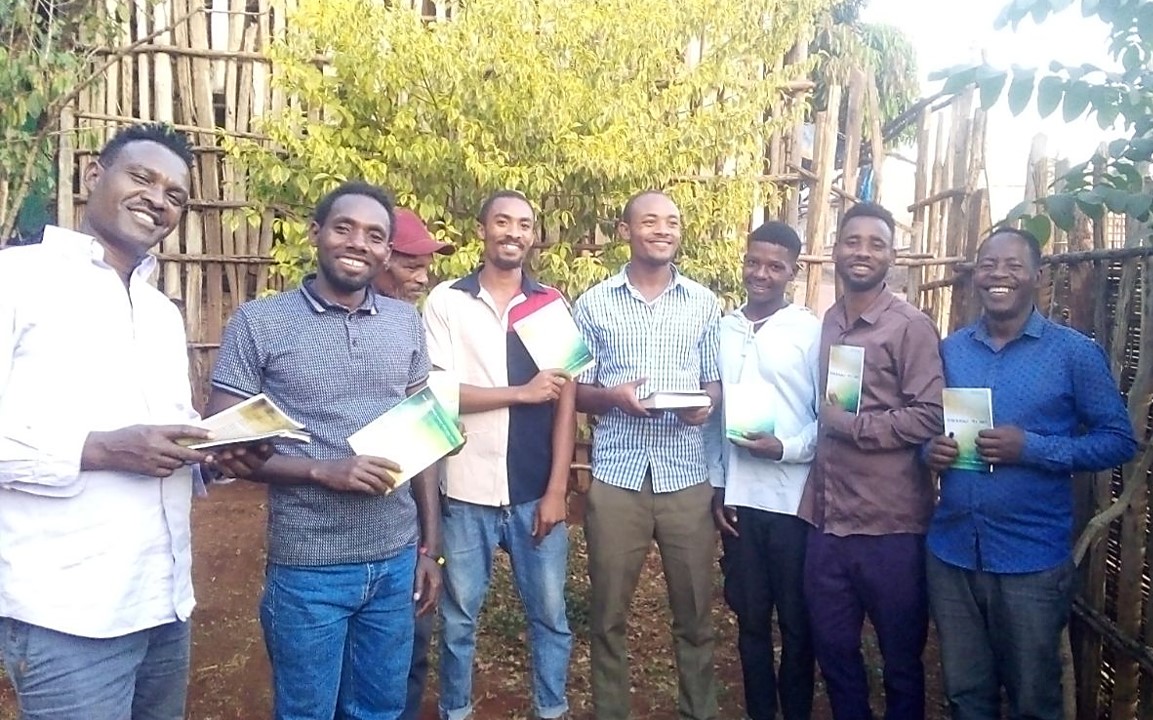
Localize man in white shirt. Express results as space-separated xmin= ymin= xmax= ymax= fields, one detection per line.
xmin=705 ymin=221 xmax=820 ymax=720
xmin=0 ymin=123 xmax=261 ymax=720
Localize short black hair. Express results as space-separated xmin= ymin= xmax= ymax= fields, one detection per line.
xmin=748 ymin=221 xmax=803 ymax=260
xmin=979 ymin=226 xmax=1043 ymax=270
xmin=620 ymin=189 xmax=672 ymax=224
xmin=838 ymin=201 xmax=896 ymax=240
xmin=99 ymin=123 xmax=194 ymax=168
xmin=477 ymin=189 xmax=533 ymax=224
xmin=313 ymin=181 xmax=396 ymax=239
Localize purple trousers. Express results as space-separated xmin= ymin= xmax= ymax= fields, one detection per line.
xmin=803 ymin=531 xmax=927 ymax=720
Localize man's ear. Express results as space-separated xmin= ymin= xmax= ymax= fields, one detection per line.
xmin=82 ymin=160 xmax=103 ymax=195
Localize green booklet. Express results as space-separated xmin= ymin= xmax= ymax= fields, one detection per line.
xmin=512 ymin=298 xmax=596 ymax=377
xmin=942 ymin=387 xmax=994 ymax=472
xmin=826 ymin=344 xmax=864 ymax=414
xmin=347 ymin=386 xmax=465 ymax=487
xmin=723 ymin=383 xmax=774 ymax=441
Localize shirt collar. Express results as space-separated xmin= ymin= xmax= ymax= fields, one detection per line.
xmin=298 ymin=273 xmax=379 ymax=315
xmin=448 ymin=268 xmax=546 ymax=297
xmin=972 ymin=307 xmax=1046 ymax=346
xmin=831 ymin=285 xmax=895 ymax=329
xmin=41 ymin=224 xmax=159 ymax=280
xmin=607 ymin=263 xmax=687 ymax=293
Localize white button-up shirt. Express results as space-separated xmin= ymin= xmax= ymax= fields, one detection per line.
xmin=705 ymin=303 xmax=821 ymax=515
xmin=0 ymin=226 xmax=197 ymax=638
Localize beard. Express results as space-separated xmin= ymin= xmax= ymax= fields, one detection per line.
xmin=318 ymin=254 xmax=373 ymax=294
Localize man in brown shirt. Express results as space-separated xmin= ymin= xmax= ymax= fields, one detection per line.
xmin=798 ymin=202 xmax=944 ymax=720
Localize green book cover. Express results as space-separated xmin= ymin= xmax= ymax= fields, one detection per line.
xmin=723 ymin=383 xmax=774 ymax=441
xmin=826 ymin=344 xmax=864 ymax=414
xmin=942 ymin=387 xmax=994 ymax=472
xmin=347 ymin=386 xmax=466 ymax=487
xmin=512 ymin=298 xmax=596 ymax=377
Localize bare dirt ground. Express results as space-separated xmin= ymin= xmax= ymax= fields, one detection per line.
xmin=0 ymin=481 xmax=946 ymax=719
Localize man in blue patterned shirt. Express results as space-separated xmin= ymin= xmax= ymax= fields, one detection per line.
xmin=924 ymin=227 xmax=1137 ymax=720
xmin=208 ymin=182 xmax=442 ymax=720
xmin=574 ymin=190 xmax=722 ymax=720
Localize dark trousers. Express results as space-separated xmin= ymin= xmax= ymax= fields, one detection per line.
xmin=721 ymin=509 xmax=814 ymax=720
xmin=804 ymin=531 xmax=927 ymax=720
xmin=927 ymin=552 xmax=1074 ymax=720
xmin=400 ymin=611 xmax=435 ymax=720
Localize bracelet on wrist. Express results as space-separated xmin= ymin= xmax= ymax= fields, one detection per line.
xmin=419 ymin=545 xmax=446 ymax=566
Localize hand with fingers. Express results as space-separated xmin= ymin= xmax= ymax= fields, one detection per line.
xmin=711 ymin=487 xmax=739 ymax=537
xmin=83 ymin=424 xmax=213 ymax=478
xmin=609 ymin=377 xmax=654 ymax=418
xmin=730 ymin=431 xmax=784 ymax=460
xmin=518 ymin=369 xmax=570 ymax=404
xmin=976 ymin=426 xmax=1025 ymax=466
xmin=925 ymin=433 xmax=960 ymax=473
xmin=311 ymin=455 xmax=402 ymax=495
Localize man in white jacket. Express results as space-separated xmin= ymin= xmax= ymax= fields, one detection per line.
xmin=706 ymin=221 xmax=821 ymax=720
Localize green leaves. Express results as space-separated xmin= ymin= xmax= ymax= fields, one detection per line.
xmin=1036 ymin=75 xmax=1065 ymax=117
xmin=234 ymin=0 xmax=822 ymax=298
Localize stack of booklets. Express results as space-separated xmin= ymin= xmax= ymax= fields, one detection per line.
xmin=723 ymin=384 xmax=774 ymax=441
xmin=183 ymin=393 xmax=309 ymax=450
xmin=640 ymin=390 xmax=711 ymax=410
xmin=347 ymin=386 xmax=465 ymax=487
xmin=942 ymin=387 xmax=994 ymax=472
xmin=826 ymin=344 xmax=864 ymax=414
xmin=512 ymin=298 xmax=596 ymax=377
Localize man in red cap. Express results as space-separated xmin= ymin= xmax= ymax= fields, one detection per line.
xmin=374 ymin=207 xmax=454 ymax=720
xmin=375 ymin=207 xmax=455 ymax=304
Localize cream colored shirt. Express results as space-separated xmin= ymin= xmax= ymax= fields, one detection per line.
xmin=0 ymin=226 xmax=198 ymax=638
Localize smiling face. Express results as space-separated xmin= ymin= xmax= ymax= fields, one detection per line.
xmin=80 ymin=140 xmax=190 ymax=266
xmin=833 ymin=215 xmax=894 ymax=293
xmin=743 ymin=240 xmax=796 ymax=309
xmin=311 ymin=194 xmax=393 ymax=296
xmin=974 ymin=231 xmax=1040 ymax=322
xmin=620 ymin=192 xmax=681 ymax=268
xmin=479 ymin=196 xmax=534 ymax=271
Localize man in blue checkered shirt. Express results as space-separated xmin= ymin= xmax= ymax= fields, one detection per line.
xmin=574 ymin=190 xmax=722 ymax=720
xmin=208 ymin=182 xmax=442 ymax=720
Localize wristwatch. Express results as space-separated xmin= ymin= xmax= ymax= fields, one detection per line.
xmin=419 ymin=546 xmax=446 ymax=566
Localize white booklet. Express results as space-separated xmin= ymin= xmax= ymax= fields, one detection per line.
xmin=724 ymin=383 xmax=774 ymax=441
xmin=347 ymin=386 xmax=465 ymax=487
xmin=942 ymin=388 xmax=994 ymax=472
xmin=512 ymin=298 xmax=596 ymax=377
xmin=640 ymin=390 xmax=711 ymax=410
xmin=826 ymin=344 xmax=864 ymax=414
xmin=427 ymin=370 xmax=460 ymax=420
xmin=182 ymin=393 xmax=309 ymax=450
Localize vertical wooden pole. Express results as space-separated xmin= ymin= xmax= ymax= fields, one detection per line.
xmin=804 ymin=84 xmax=842 ymax=311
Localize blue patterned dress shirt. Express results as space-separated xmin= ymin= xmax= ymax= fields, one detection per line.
xmin=927 ymin=310 xmax=1138 ymax=573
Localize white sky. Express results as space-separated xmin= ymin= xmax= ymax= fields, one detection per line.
xmin=860 ymin=0 xmax=1117 ymax=218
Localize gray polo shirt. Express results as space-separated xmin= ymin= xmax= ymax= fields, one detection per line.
xmin=212 ymin=276 xmax=431 ymax=566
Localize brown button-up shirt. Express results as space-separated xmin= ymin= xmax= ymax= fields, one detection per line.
xmin=798 ymin=288 xmax=944 ymax=536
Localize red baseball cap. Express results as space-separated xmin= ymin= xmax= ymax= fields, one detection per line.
xmin=392 ymin=208 xmax=454 ymax=256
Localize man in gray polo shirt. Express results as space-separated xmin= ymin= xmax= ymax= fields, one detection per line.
xmin=208 ymin=182 xmax=442 ymax=720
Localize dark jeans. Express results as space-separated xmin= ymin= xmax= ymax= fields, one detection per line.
xmin=720 ymin=509 xmax=813 ymax=720
xmin=804 ymin=531 xmax=928 ymax=720
xmin=927 ymin=553 xmax=1074 ymax=720
xmin=401 ymin=611 xmax=435 ymax=720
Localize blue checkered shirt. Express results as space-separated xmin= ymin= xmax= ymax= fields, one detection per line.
xmin=212 ymin=277 xmax=431 ymax=566
xmin=573 ymin=266 xmax=721 ymax=493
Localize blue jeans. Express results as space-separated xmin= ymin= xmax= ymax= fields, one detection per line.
xmin=1 ymin=618 xmax=189 ymax=720
xmin=927 ymin=552 xmax=1075 ymax=720
xmin=438 ymin=498 xmax=572 ymax=720
xmin=261 ymin=551 xmax=417 ymax=720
